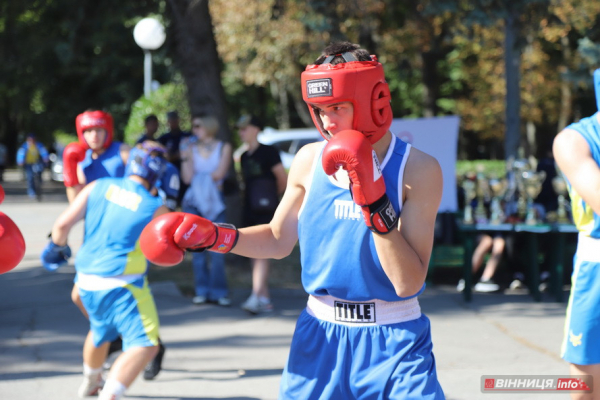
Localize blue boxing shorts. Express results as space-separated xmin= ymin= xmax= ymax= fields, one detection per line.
xmin=78 ymin=275 xmax=160 ymax=351
xmin=279 ymin=295 xmax=445 ymax=400
xmin=562 ymin=235 xmax=600 ymax=365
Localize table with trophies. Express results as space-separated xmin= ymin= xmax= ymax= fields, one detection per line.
xmin=457 ymin=158 xmax=577 ymax=303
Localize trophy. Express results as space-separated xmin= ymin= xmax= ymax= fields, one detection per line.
xmin=488 ymin=176 xmax=508 ymax=224
xmin=461 ymin=176 xmax=476 ymax=224
xmin=520 ymin=170 xmax=546 ymax=225
xmin=552 ymin=174 xmax=570 ymax=224
xmin=509 ymin=156 xmax=532 ymax=221
xmin=474 ymin=170 xmax=490 ymax=224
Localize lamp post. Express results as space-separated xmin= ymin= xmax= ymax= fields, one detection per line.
xmin=133 ymin=17 xmax=166 ymax=97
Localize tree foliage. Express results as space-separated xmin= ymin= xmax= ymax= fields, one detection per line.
xmin=124 ymin=78 xmax=190 ymax=145
xmin=1 ymin=0 xmax=599 ymax=164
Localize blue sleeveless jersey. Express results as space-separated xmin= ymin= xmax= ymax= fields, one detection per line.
xmin=566 ymin=112 xmax=600 ymax=237
xmin=80 ymin=141 xmax=125 ymax=183
xmin=298 ymin=135 xmax=424 ymax=302
xmin=75 ymin=177 xmax=163 ymax=277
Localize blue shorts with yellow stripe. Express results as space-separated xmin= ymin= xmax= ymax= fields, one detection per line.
xmin=562 ymin=236 xmax=600 ymax=365
xmin=79 ymin=277 xmax=159 ymax=351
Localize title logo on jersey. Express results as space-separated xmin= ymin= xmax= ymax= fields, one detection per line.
xmin=333 ymin=199 xmax=362 ymax=221
xmin=306 ymin=78 xmax=332 ymax=98
xmin=334 ymin=301 xmax=376 ymax=323
xmin=105 ymin=184 xmax=142 ymax=211
xmin=372 ymin=149 xmax=382 ymax=182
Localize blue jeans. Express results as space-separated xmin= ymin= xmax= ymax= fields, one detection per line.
xmin=182 ymin=205 xmax=228 ymax=300
xmin=24 ymin=163 xmax=42 ymax=198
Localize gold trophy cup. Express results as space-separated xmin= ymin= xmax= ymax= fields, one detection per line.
xmin=462 ymin=177 xmax=477 ymax=224
xmin=488 ymin=177 xmax=508 ymax=225
xmin=552 ymin=174 xmax=570 ymax=224
xmin=521 ymin=170 xmax=546 ymax=225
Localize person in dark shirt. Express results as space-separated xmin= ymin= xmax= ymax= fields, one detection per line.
xmin=157 ymin=111 xmax=191 ymax=207
xmin=135 ymin=114 xmax=160 ymax=145
xmin=237 ymin=115 xmax=287 ymax=314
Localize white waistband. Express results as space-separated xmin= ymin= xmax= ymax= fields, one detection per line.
xmin=306 ymin=295 xmax=421 ymax=326
xmin=576 ymin=234 xmax=600 ymax=262
xmin=76 ymin=273 xmax=144 ymax=291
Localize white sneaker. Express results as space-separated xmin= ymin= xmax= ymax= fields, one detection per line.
xmin=456 ymin=279 xmax=466 ymax=292
xmin=217 ymin=297 xmax=232 ymax=307
xmin=241 ymin=294 xmax=273 ymax=314
xmin=474 ymin=279 xmax=500 ymax=293
xmin=78 ymin=373 xmax=104 ymax=398
xmin=509 ymin=279 xmax=526 ymax=290
xmin=192 ymin=295 xmax=207 ymax=305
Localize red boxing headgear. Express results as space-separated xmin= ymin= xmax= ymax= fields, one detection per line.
xmin=301 ymin=56 xmax=392 ymax=144
xmin=75 ymin=111 xmax=114 ymax=149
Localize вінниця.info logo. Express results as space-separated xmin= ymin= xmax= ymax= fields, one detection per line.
xmin=481 ymin=375 xmax=592 ymax=393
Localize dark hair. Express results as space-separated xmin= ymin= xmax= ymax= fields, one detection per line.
xmin=314 ymin=42 xmax=372 ymax=65
xmin=235 ymin=115 xmax=264 ymax=131
xmin=144 ymin=114 xmax=158 ymax=124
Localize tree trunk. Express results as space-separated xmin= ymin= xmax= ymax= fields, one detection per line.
xmin=167 ymin=0 xmax=231 ymax=142
xmin=557 ymin=36 xmax=572 ymax=132
xmin=504 ymin=9 xmax=521 ymax=160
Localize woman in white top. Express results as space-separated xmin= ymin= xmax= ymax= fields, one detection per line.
xmin=180 ymin=115 xmax=233 ymax=306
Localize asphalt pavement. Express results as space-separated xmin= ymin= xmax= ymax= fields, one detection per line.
xmin=0 ymin=170 xmax=573 ymax=400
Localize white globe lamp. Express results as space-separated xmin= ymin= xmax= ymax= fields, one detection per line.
xmin=133 ymin=18 xmax=166 ymax=97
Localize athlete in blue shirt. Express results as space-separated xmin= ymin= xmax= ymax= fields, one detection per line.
xmin=41 ymin=142 xmax=170 ymax=400
xmin=63 ymin=110 xmax=130 ymax=203
xmin=140 ymin=42 xmax=445 ymax=399
xmin=553 ymin=69 xmax=600 ymax=398
xmin=62 ymin=111 xmax=176 ymax=380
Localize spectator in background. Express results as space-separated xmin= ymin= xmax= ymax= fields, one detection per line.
xmin=180 ymin=115 xmax=233 ymax=306
xmin=158 ymin=111 xmax=191 ymax=207
xmin=0 ymin=143 xmax=7 ymax=182
xmin=535 ymin=149 xmax=559 ymax=219
xmin=135 ymin=114 xmax=160 ymax=145
xmin=457 ymin=233 xmax=505 ymax=293
xmin=157 ymin=111 xmax=191 ymax=170
xmin=237 ymin=115 xmax=288 ymax=314
xmin=16 ymin=133 xmax=49 ymax=200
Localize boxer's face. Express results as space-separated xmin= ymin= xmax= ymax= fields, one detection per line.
xmin=83 ymin=128 xmax=107 ymax=152
xmin=313 ymin=102 xmax=354 ymax=136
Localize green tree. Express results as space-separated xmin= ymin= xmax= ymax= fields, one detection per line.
xmin=0 ymin=0 xmax=166 ymax=161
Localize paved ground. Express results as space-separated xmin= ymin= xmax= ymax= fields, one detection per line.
xmin=0 ymin=170 xmax=574 ymax=399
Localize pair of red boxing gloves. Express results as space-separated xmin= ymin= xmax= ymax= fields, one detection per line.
xmin=141 ymin=130 xmax=398 ymax=266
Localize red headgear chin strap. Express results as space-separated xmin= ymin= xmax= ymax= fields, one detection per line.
xmin=75 ymin=111 xmax=114 ymax=149
xmin=301 ymin=55 xmax=392 ymax=144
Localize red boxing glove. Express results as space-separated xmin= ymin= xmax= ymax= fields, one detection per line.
xmin=322 ymin=130 xmax=398 ymax=234
xmin=140 ymin=212 xmax=239 ymax=267
xmin=0 ymin=212 xmax=26 ymax=274
xmin=62 ymin=142 xmax=87 ymax=187
xmin=0 ymin=183 xmax=25 ymax=274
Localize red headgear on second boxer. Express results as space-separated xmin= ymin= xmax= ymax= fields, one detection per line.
xmin=75 ymin=110 xmax=114 ymax=150
xmin=301 ymin=54 xmax=392 ymax=144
